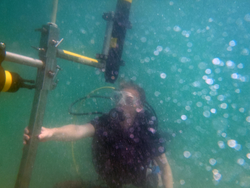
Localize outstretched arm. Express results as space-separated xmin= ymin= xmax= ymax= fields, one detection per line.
xmin=154 ymin=153 xmax=173 ymax=188
xmin=23 ymin=123 xmax=95 ymax=143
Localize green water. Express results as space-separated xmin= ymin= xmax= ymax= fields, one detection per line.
xmin=0 ymin=0 xmax=250 ymax=187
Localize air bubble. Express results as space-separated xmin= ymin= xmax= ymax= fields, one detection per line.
xmin=246 ymin=116 xmax=250 ymax=123
xmin=229 ymin=40 xmax=236 ymax=47
xmin=154 ymin=91 xmax=161 ymax=97
xmin=241 ymin=48 xmax=249 ymax=56
xmin=183 ymin=151 xmax=191 ymax=158
xmin=226 ymin=60 xmax=235 ymax=68
xmin=239 ymin=108 xmax=245 ymax=113
xmin=205 ymin=69 xmax=212 ymax=74
xmin=205 ymin=78 xmax=214 ymax=85
xmin=210 ymin=108 xmax=216 ymax=113
xmin=212 ymin=58 xmax=220 ymax=65
xmin=220 ymin=103 xmax=227 ymax=109
xmin=231 ymin=73 xmax=238 ymax=79
xmin=209 ymin=158 xmax=217 ymax=166
xmin=187 ymin=42 xmax=193 ymax=47
xmin=237 ymin=158 xmax=245 ymax=165
xmin=140 ymin=37 xmax=147 ymax=43
xmin=181 ymin=115 xmax=187 ymax=120
xmin=244 ymin=14 xmax=250 ymax=22
xmin=185 ymin=106 xmax=191 ymax=111
xmin=227 ymin=139 xmax=237 ymax=148
xmin=154 ymin=50 xmax=159 ymax=56
xmin=173 ymin=25 xmax=181 ymax=32
xmin=237 ymin=63 xmax=244 ymax=69
xmin=217 ymin=95 xmax=225 ymax=101
xmin=208 ymin=18 xmax=213 ymax=22
xmin=203 ymin=111 xmax=210 ymax=118
xmin=196 ymin=102 xmax=202 ymax=107
xmin=160 ymin=73 xmax=167 ymax=79
xmin=144 ymin=57 xmax=150 ymax=63
xmin=218 ymin=141 xmax=225 ymax=149
xmin=180 ymin=180 xmax=185 ymax=185
xmin=247 ymin=153 xmax=250 ymax=159
xmin=156 ymin=46 xmax=163 ymax=52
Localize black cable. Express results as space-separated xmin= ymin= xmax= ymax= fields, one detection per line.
xmin=68 ymin=95 xmax=111 ymax=116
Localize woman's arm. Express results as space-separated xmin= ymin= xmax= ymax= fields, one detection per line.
xmin=154 ymin=153 xmax=173 ymax=188
xmin=23 ymin=123 xmax=95 ymax=143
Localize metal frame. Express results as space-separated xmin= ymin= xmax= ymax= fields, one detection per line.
xmin=0 ymin=0 xmax=132 ymax=187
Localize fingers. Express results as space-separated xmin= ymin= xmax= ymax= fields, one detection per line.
xmin=23 ymin=134 xmax=30 ymax=145
xmin=24 ymin=127 xmax=29 ymax=134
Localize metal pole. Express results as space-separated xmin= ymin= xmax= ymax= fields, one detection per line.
xmin=5 ymin=51 xmax=44 ymax=68
xmin=51 ymin=0 xmax=58 ymax=24
xmin=57 ymin=49 xmax=104 ymax=68
xmin=14 ymin=23 xmax=59 ymax=188
xmin=102 ymin=12 xmax=114 ymax=56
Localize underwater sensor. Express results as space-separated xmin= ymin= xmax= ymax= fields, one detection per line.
xmin=0 ymin=42 xmax=35 ymax=92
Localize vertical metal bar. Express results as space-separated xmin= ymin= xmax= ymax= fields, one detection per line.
xmin=102 ymin=13 xmax=114 ymax=56
xmin=51 ymin=0 xmax=58 ymax=24
xmin=14 ymin=89 xmax=48 ymax=188
xmin=14 ymin=23 xmax=59 ymax=188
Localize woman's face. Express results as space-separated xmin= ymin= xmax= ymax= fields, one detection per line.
xmin=118 ymin=88 xmax=142 ymax=114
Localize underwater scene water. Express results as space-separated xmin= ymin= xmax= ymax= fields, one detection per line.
xmin=0 ymin=0 xmax=250 ymax=187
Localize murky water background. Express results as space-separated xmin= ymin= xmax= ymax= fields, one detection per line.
xmin=0 ymin=0 xmax=250 ymax=187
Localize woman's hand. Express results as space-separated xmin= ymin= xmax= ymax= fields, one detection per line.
xmin=23 ymin=127 xmax=54 ymax=144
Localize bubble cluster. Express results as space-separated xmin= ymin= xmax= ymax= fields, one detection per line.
xmin=212 ymin=169 xmax=222 ymax=181
xmin=182 ymin=30 xmax=191 ymax=37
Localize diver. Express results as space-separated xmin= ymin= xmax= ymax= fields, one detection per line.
xmin=23 ymin=81 xmax=174 ymax=188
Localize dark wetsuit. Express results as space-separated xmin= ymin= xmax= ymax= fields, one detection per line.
xmin=91 ymin=109 xmax=165 ymax=188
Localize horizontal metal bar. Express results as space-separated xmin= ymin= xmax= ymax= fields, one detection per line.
xmin=5 ymin=51 xmax=44 ymax=68
xmin=57 ymin=49 xmax=104 ymax=69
